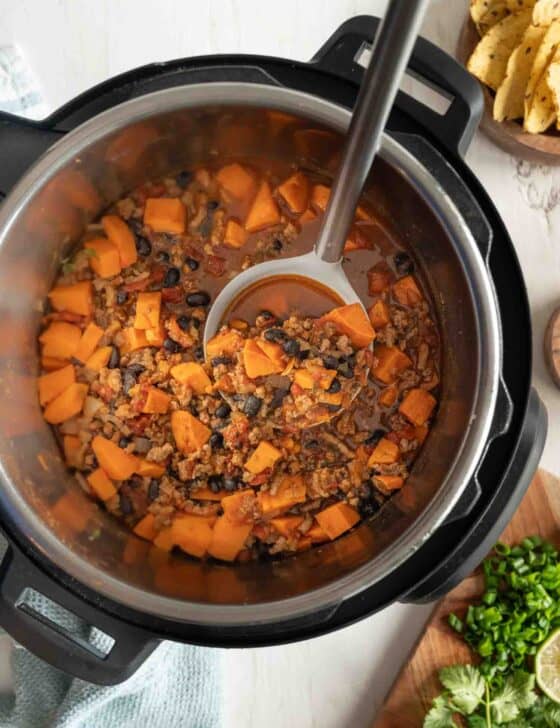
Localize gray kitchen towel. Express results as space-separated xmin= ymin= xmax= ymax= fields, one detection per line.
xmin=0 ymin=44 xmax=222 ymax=728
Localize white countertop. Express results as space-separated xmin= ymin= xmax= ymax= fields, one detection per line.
xmin=1 ymin=0 xmax=560 ymax=725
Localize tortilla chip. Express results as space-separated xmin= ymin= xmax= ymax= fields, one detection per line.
xmin=546 ymin=61 xmax=560 ymax=127
xmin=524 ymin=19 xmax=560 ymax=118
xmin=525 ymin=43 xmax=560 ymax=131
xmin=467 ymin=10 xmax=532 ymax=90
xmin=471 ymin=0 xmax=505 ymax=24
xmin=494 ymin=24 xmax=546 ymax=120
xmin=506 ymin=0 xmax=536 ymax=9
xmin=533 ymin=0 xmax=560 ymax=26
xmin=477 ymin=3 xmax=511 ymax=35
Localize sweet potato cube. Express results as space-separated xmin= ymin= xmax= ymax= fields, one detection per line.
xmin=48 ymin=281 xmax=92 ymax=316
xmin=315 ymin=502 xmax=360 ymax=540
xmin=171 ymin=410 xmax=211 ymax=454
xmin=321 ymin=303 xmax=375 ymax=348
xmin=133 ymin=513 xmax=157 ymax=541
xmin=91 ymin=435 xmax=139 ymax=480
xmin=245 ymin=180 xmax=281 ymax=233
xmin=255 ymin=339 xmax=286 ymax=368
xmin=63 ymin=434 xmax=82 ymax=468
xmin=258 ymin=475 xmax=306 ymax=518
xmin=310 ymin=184 xmax=330 ymax=211
xmin=191 ymin=487 xmax=229 ymax=501
xmin=39 ymin=321 xmax=81 ymax=360
xmin=206 ymin=329 xmax=243 ymax=359
xmin=172 ymin=514 xmax=214 ymax=558
xmin=276 ymin=171 xmax=309 ymax=213
xmin=144 ymin=323 xmax=165 ymax=347
xmin=300 ymin=208 xmax=317 ymax=223
xmin=134 ymin=291 xmax=161 ymax=330
xmin=119 ymin=328 xmax=149 ymax=354
xmin=223 ymin=218 xmax=248 ymax=249
xmin=307 ymin=523 xmax=329 ymax=543
xmin=101 ymin=214 xmax=138 ymax=267
xmin=415 ymin=424 xmax=429 ymax=444
xmin=221 ymin=489 xmax=257 ymax=524
xmin=243 ymin=339 xmax=283 ymax=378
xmin=399 ymin=388 xmax=437 ymax=426
xmin=368 ymin=437 xmax=400 ymax=466
xmin=153 ymin=526 xmax=175 ymax=552
xmin=367 ymin=264 xmax=394 ymax=294
xmin=372 ymin=345 xmax=412 ymax=384
xmin=392 ymin=275 xmax=423 ymax=305
xmin=143 ymin=197 xmax=186 ymax=234
xmin=245 ymin=440 xmax=282 ymax=474
xmin=85 ymin=238 xmax=122 ymax=278
xmin=294 ymin=365 xmax=337 ymax=390
xmin=85 ymin=346 xmax=112 ymax=372
xmin=43 ymin=382 xmax=88 ymax=424
xmin=216 ymin=163 xmax=256 ymax=200
xmin=374 ymin=475 xmax=404 ymax=493
xmin=38 ymin=364 xmax=75 ymax=406
xmin=378 ymin=385 xmax=398 ymax=408
xmin=141 ymin=386 xmax=170 ymax=414
xmin=87 ymin=468 xmax=117 ymax=501
xmin=208 ymin=516 xmax=251 ymax=561
xmin=135 ymin=459 xmax=166 ymax=478
xmin=271 ymin=515 xmax=304 ymax=537
xmin=41 ymin=356 xmax=69 ymax=372
xmin=318 ymin=391 xmax=343 ymax=406
xmin=170 ymin=362 xmax=211 ymax=394
xmin=368 ymin=300 xmax=391 ymax=329
xmin=73 ymin=322 xmax=104 ymax=364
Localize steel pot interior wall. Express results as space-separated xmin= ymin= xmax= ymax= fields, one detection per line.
xmin=0 ymin=88 xmax=492 ymax=623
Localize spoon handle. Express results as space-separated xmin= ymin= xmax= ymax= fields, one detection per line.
xmin=314 ymin=0 xmax=430 ymax=264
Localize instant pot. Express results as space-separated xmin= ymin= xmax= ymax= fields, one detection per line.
xmin=0 ymin=16 xmax=547 ymax=684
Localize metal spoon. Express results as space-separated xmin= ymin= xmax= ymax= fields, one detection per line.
xmin=204 ymin=0 xmax=429 ymax=345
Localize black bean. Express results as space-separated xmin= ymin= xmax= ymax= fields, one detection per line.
xmin=259 ymin=310 xmax=274 ymax=321
xmin=322 ymin=355 xmax=339 ymax=370
xmin=156 ymin=251 xmax=170 ymax=263
xmin=272 ymin=238 xmax=283 ymax=251
xmin=128 ymin=219 xmax=144 ymax=234
xmin=177 ymin=315 xmax=190 ymax=331
xmin=191 ymin=318 xmax=201 ymax=330
xmin=282 ymin=338 xmax=300 ymax=357
xmin=164 ymin=266 xmax=180 ymax=287
xmin=186 ymin=291 xmax=210 ymax=307
xmin=208 ymin=474 xmax=223 ymax=493
xmin=326 ymin=403 xmax=342 ymax=412
xmin=327 ymin=378 xmax=341 ymax=394
xmin=394 ymin=251 xmax=415 ymax=275
xmin=91 ymin=455 xmax=99 ymax=469
xmin=135 ymin=236 xmax=152 ymax=257
xmin=116 ymin=290 xmax=128 ymax=305
xmin=119 ymin=436 xmax=130 ymax=449
xmin=164 ymin=338 xmax=181 ymax=353
xmin=244 ymin=394 xmax=262 ymax=417
xmin=167 ymin=464 xmax=179 ymax=479
xmin=175 ymin=170 xmax=192 ymax=188
xmin=269 ymin=388 xmax=289 ymax=411
xmin=306 ymin=439 xmax=319 ymax=449
xmin=338 ymin=363 xmax=354 ymax=379
xmin=215 ymin=403 xmax=231 ymax=419
xmin=207 ymin=200 xmax=219 ymax=211
xmin=108 ymin=346 xmax=120 ymax=369
xmin=148 ymin=479 xmax=160 ymax=502
xmin=189 ymin=404 xmax=199 ymax=417
xmin=128 ymin=363 xmax=146 ymax=376
xmin=264 ymin=328 xmax=287 ymax=342
xmin=185 ymin=257 xmax=199 ymax=271
xmin=211 ymin=356 xmax=232 ymax=367
xmin=360 ymin=481 xmax=373 ymax=499
xmin=193 ymin=345 xmax=204 ymax=362
xmin=364 ymin=428 xmax=385 ymax=446
xmin=209 ymin=431 xmax=224 ymax=449
xmin=223 ymin=477 xmax=239 ymax=492
xmin=123 ymin=369 xmax=137 ymax=394
xmin=119 ymin=493 xmax=133 ymax=516
xmin=296 ymin=348 xmax=310 ymax=361
xmin=359 ymin=498 xmax=379 ymax=518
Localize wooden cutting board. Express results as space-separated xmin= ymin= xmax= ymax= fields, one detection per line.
xmin=373 ymin=469 xmax=560 ymax=728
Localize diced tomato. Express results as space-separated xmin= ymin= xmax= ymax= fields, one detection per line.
xmin=128 ymin=415 xmax=150 ymax=435
xmin=205 ymin=254 xmax=226 ymax=277
xmin=161 ymin=286 xmax=183 ymax=303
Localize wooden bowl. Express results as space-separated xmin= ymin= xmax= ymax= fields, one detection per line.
xmin=457 ymin=16 xmax=560 ymax=164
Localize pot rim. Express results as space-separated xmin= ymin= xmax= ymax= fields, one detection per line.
xmin=0 ymin=82 xmax=500 ymax=625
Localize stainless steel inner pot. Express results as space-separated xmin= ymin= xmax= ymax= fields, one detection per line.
xmin=0 ymin=83 xmax=500 ymax=625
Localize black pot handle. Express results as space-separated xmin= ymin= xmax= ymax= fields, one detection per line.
xmin=311 ymin=15 xmax=483 ymax=158
xmin=0 ymin=539 xmax=159 ymax=685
